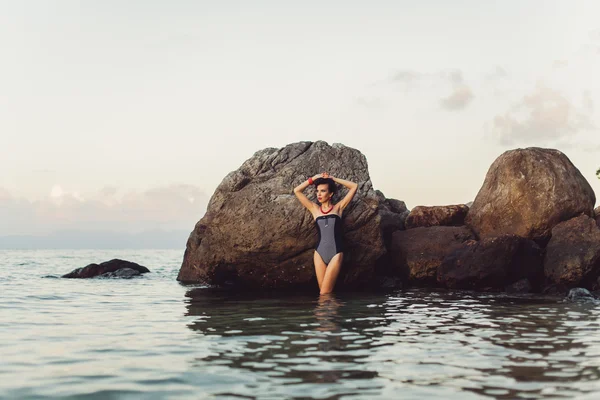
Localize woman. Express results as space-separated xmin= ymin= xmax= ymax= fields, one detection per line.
xmin=293 ymin=172 xmax=358 ymax=294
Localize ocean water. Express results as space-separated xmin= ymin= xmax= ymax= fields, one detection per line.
xmin=2 ymin=250 xmax=600 ymax=399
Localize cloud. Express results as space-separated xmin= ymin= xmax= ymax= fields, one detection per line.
xmin=440 ymin=85 xmax=474 ymax=111
xmin=0 ymin=184 xmax=209 ymax=236
xmin=439 ymin=69 xmax=474 ymax=111
xmin=490 ymin=84 xmax=594 ymax=146
xmin=385 ymin=68 xmax=474 ymax=110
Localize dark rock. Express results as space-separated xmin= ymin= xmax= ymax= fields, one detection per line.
xmin=465 ymin=147 xmax=595 ymax=242
xmin=375 ymin=276 xmax=403 ymax=289
xmin=437 ymin=234 xmax=543 ymax=290
xmin=177 ymin=141 xmax=406 ymax=289
xmin=544 ymin=214 xmax=600 ymax=289
xmin=566 ymin=287 xmax=597 ymax=302
xmin=390 ymin=226 xmax=474 ymax=284
xmin=62 ymin=259 xmax=150 ymax=278
xmin=505 ymin=278 xmax=531 ymax=293
xmin=99 ymin=268 xmax=141 ymax=278
xmin=595 ymin=206 xmax=600 ymax=229
xmin=405 ymin=205 xmax=469 ymax=229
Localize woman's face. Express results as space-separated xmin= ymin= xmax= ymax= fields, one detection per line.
xmin=316 ymin=184 xmax=333 ymax=204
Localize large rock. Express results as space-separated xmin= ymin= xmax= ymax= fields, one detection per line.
xmin=595 ymin=206 xmax=600 ymax=229
xmin=62 ymin=259 xmax=150 ymax=278
xmin=544 ymin=215 xmax=600 ymax=289
xmin=177 ymin=141 xmax=406 ymax=289
xmin=405 ymin=205 xmax=469 ymax=229
xmin=389 ymin=226 xmax=474 ymax=284
xmin=437 ymin=235 xmax=543 ymax=290
xmin=465 ymin=148 xmax=595 ymax=242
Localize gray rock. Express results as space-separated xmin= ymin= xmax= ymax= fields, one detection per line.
xmin=62 ymin=259 xmax=150 ymax=279
xmin=567 ymin=287 xmax=597 ymax=302
xmin=465 ymin=147 xmax=595 ymax=242
xmin=99 ymin=268 xmax=141 ymax=278
xmin=177 ymin=141 xmax=406 ymax=289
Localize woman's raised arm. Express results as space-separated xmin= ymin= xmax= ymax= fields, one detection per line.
xmin=330 ymin=175 xmax=358 ymax=211
xmin=293 ymin=174 xmax=322 ymax=214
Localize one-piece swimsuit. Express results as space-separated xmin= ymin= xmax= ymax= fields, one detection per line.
xmin=315 ymin=214 xmax=344 ymax=264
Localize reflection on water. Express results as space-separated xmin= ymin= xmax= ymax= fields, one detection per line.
xmin=184 ymin=288 xmax=600 ymax=399
xmin=4 ymin=249 xmax=600 ymax=400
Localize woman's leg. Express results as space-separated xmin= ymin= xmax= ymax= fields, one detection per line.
xmin=320 ymin=253 xmax=343 ymax=295
xmin=313 ymin=251 xmax=327 ymax=290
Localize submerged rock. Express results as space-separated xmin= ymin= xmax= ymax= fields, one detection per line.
xmin=465 ymin=147 xmax=595 ymax=243
xmin=99 ymin=268 xmax=141 ymax=279
xmin=437 ymin=234 xmax=543 ymax=290
xmin=62 ymin=259 xmax=150 ymax=279
xmin=544 ymin=215 xmax=600 ymax=289
xmin=177 ymin=141 xmax=406 ymax=289
xmin=566 ymin=288 xmax=597 ymax=302
xmin=405 ymin=205 xmax=469 ymax=229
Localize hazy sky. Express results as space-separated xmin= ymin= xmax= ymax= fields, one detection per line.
xmin=1 ymin=0 xmax=599 ymax=236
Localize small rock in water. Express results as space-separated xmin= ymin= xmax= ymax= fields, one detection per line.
xmin=99 ymin=268 xmax=141 ymax=279
xmin=566 ymin=288 xmax=597 ymax=302
xmin=62 ymin=259 xmax=150 ymax=279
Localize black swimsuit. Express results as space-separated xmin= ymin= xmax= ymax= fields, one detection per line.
xmin=315 ymin=214 xmax=344 ymax=264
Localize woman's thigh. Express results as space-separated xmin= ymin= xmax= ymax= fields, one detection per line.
xmin=320 ymin=253 xmax=343 ymax=294
xmin=313 ymin=251 xmax=327 ymax=289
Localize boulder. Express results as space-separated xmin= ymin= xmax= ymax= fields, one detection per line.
xmin=389 ymin=226 xmax=474 ymax=284
xmin=544 ymin=215 xmax=600 ymax=289
xmin=595 ymin=206 xmax=600 ymax=229
xmin=437 ymin=235 xmax=543 ymax=290
xmin=62 ymin=259 xmax=150 ymax=278
xmin=405 ymin=205 xmax=469 ymax=229
xmin=177 ymin=141 xmax=406 ymax=289
xmin=566 ymin=288 xmax=597 ymax=302
xmin=465 ymin=147 xmax=595 ymax=243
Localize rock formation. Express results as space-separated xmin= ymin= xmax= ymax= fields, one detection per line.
xmin=544 ymin=214 xmax=600 ymax=289
xmin=389 ymin=226 xmax=474 ymax=284
xmin=404 ymin=205 xmax=469 ymax=229
xmin=177 ymin=141 xmax=406 ymax=289
xmin=437 ymin=235 xmax=543 ymax=290
xmin=62 ymin=259 xmax=150 ymax=278
xmin=465 ymin=148 xmax=595 ymax=243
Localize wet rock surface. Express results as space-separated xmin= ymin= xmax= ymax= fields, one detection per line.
xmin=62 ymin=259 xmax=150 ymax=279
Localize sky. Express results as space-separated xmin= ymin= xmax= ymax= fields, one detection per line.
xmin=1 ymin=0 xmax=599 ymax=237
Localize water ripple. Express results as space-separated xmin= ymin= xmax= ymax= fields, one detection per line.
xmin=2 ymin=250 xmax=600 ymax=398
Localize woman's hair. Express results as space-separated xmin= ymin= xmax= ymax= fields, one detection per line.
xmin=313 ymin=177 xmax=336 ymax=194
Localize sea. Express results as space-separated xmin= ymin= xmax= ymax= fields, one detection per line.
xmin=1 ymin=249 xmax=600 ymax=399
